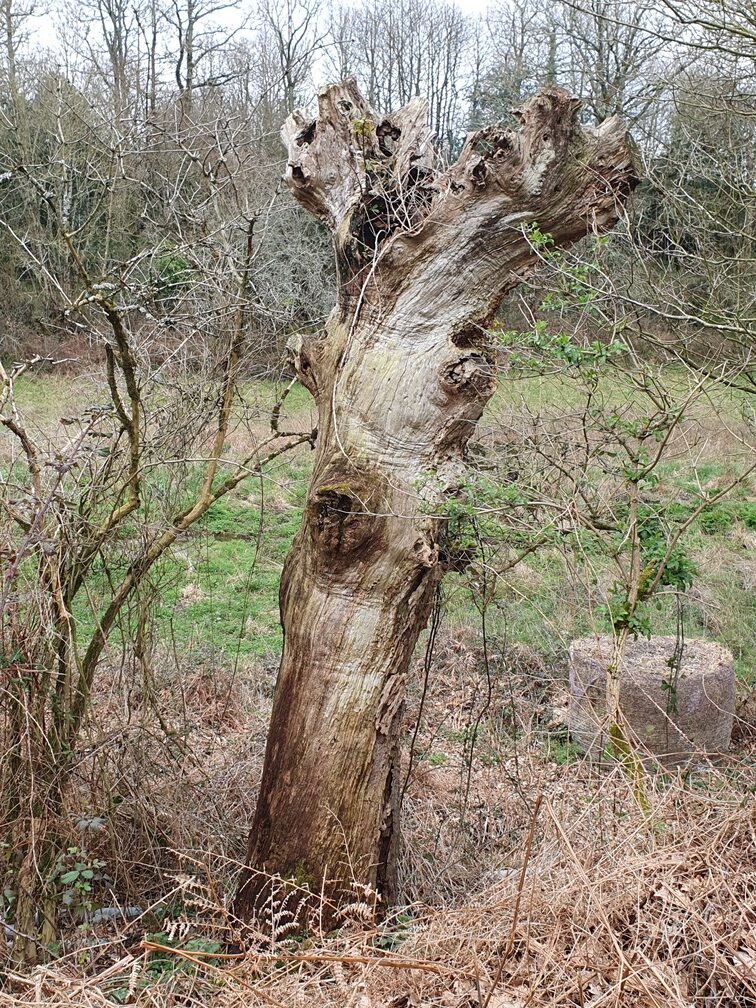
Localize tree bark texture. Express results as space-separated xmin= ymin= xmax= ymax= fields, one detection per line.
xmin=235 ymin=78 xmax=636 ymax=930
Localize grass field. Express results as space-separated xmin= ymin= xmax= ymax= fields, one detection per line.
xmin=10 ymin=368 xmax=756 ymax=681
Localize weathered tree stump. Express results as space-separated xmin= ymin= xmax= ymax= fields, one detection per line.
xmin=569 ymin=636 xmax=735 ymax=768
xmin=234 ymin=78 xmax=636 ymax=927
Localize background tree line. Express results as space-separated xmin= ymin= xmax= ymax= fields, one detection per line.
xmin=1 ymin=0 xmax=753 ymax=377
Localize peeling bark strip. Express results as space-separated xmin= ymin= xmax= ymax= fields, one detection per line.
xmin=234 ymin=79 xmax=636 ymax=929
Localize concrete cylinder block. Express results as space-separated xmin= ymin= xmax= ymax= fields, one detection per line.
xmin=569 ymin=636 xmax=735 ymax=768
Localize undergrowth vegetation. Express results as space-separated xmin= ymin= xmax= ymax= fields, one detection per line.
xmin=1 ymin=630 xmax=753 ymax=1008
xmin=2 ymin=371 xmax=753 ymax=1006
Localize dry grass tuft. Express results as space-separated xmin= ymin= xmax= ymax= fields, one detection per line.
xmin=2 ymin=766 xmax=753 ymax=1007
xmin=2 ymin=631 xmax=753 ymax=1008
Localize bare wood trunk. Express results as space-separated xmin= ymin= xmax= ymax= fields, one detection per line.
xmin=235 ymin=79 xmax=636 ymax=928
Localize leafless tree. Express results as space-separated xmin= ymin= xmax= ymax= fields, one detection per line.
xmin=163 ymin=0 xmax=247 ymax=111
xmin=327 ymin=0 xmax=471 ymax=152
xmin=258 ymin=0 xmax=323 ymax=116
xmin=0 ymin=84 xmax=310 ymax=962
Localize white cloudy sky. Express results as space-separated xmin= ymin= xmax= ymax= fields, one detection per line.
xmin=448 ymin=0 xmax=489 ymax=10
xmin=29 ymin=0 xmax=493 ymax=54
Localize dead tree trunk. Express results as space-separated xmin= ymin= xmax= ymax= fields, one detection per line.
xmin=235 ymin=79 xmax=636 ymax=929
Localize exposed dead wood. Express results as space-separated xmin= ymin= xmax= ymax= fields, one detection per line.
xmin=235 ymin=78 xmax=637 ymax=927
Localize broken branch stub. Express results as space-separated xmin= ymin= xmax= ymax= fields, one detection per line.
xmin=282 ymin=78 xmax=636 ymax=309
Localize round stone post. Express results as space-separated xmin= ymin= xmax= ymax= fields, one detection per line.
xmin=569 ymin=636 xmax=735 ymax=768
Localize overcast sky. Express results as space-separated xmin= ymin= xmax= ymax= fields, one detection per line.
xmin=29 ymin=0 xmax=493 ymax=55
xmin=448 ymin=0 xmax=489 ymax=11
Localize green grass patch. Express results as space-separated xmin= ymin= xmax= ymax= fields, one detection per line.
xmin=68 ymin=452 xmax=308 ymax=661
xmin=10 ymin=374 xmax=753 ymax=683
